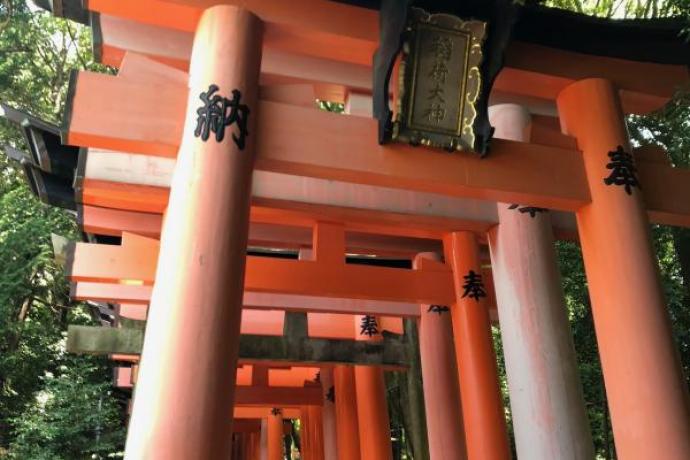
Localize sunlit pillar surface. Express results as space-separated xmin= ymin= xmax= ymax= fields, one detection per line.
xmin=443 ymin=232 xmax=510 ymax=460
xmin=558 ymin=78 xmax=690 ymax=459
xmin=124 ymin=5 xmax=263 ymax=459
xmin=488 ymin=104 xmax=594 ymax=460
xmin=415 ymin=252 xmax=467 ymax=460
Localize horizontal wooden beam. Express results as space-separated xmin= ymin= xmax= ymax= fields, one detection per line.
xmin=234 ymin=407 xmax=301 ymax=420
xmin=67 ymin=325 xmax=409 ymax=367
xmin=235 ymin=385 xmax=323 ymax=407
xmin=67 ymin=69 xmax=690 ymax=227
xmin=70 ymin=281 xmax=425 ymax=318
xmin=66 ymin=235 xmax=455 ymax=304
xmin=90 ymin=4 xmax=686 ymax=111
xmin=65 ymin=72 xmax=590 ymax=211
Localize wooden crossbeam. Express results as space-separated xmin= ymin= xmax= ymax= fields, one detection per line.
xmin=70 ymin=281 xmax=423 ymax=318
xmin=66 ymin=236 xmax=455 ymax=304
xmin=235 ymin=385 xmax=324 ymax=407
xmin=89 ymin=3 xmax=687 ymax=111
xmin=67 ymin=325 xmax=409 ymax=368
xmin=234 ymin=407 xmax=300 ymax=419
xmin=64 ymin=70 xmax=690 ymax=227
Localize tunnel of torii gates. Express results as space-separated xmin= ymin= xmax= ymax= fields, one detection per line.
xmin=2 ymin=0 xmax=690 ymax=458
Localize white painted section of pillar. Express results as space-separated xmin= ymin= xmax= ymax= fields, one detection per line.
xmin=260 ymin=418 xmax=269 ymax=460
xmin=488 ymin=104 xmax=594 ymax=460
xmin=320 ymin=367 xmax=338 ymax=460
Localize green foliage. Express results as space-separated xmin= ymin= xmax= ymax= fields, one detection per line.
xmin=544 ymin=0 xmax=690 ymax=19
xmin=7 ymin=357 xmax=125 ymax=460
xmin=0 ymin=2 xmax=125 ymax=457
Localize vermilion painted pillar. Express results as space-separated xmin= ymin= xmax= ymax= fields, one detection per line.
xmin=443 ymin=232 xmax=510 ymax=460
xmin=415 ymin=253 xmax=467 ymax=460
xmin=333 ymin=365 xmax=361 ymax=460
xmin=124 ymin=6 xmax=262 ymax=459
xmin=487 ymin=104 xmax=594 ymax=459
xmin=247 ymin=432 xmax=259 ymax=460
xmin=353 ymin=315 xmax=393 ymax=460
xmin=303 ymin=405 xmax=324 ymax=460
xmin=268 ymin=410 xmax=284 ymax=460
xmin=302 ymin=406 xmax=312 ymax=459
xmin=320 ymin=368 xmax=338 ymax=460
xmin=558 ymin=79 xmax=690 ymax=459
xmin=260 ymin=418 xmax=269 ymax=460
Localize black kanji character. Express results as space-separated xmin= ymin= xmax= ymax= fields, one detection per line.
xmin=325 ymin=386 xmax=335 ymax=403
xmin=360 ymin=315 xmax=379 ymax=337
xmin=508 ymin=204 xmax=548 ymax=218
xmin=603 ymin=145 xmax=640 ymax=195
xmin=271 ymin=407 xmax=282 ymax=416
xmin=194 ymin=84 xmax=250 ymax=149
xmin=461 ymin=270 xmax=487 ymax=301
xmin=427 ymin=304 xmax=450 ymax=314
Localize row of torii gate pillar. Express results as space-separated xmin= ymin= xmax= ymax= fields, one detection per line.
xmin=5 ymin=0 xmax=690 ymax=459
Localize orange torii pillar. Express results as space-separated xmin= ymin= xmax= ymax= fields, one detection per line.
xmin=320 ymin=367 xmax=338 ymax=460
xmin=268 ymin=410 xmax=285 ymax=460
xmin=247 ymin=432 xmax=260 ymax=460
xmin=333 ymin=365 xmax=361 ymax=460
xmin=301 ymin=405 xmax=325 ymax=460
xmin=353 ymin=315 xmax=393 ymax=460
xmin=443 ymin=232 xmax=510 ymax=460
xmin=487 ymin=104 xmax=594 ymax=459
xmin=415 ymin=253 xmax=467 ymax=460
xmin=124 ymin=6 xmax=263 ymax=459
xmin=558 ymin=79 xmax=690 ymax=459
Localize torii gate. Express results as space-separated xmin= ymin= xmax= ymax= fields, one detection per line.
xmin=6 ymin=0 xmax=690 ymax=459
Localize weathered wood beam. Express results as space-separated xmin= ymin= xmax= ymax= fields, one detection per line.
xmin=67 ymin=325 xmax=409 ymax=368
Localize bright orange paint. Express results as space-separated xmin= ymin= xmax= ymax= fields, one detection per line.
xmin=123 ymin=6 xmax=263 ymax=459
xmin=558 ymin=78 xmax=690 ymax=460
xmin=443 ymin=232 xmax=510 ymax=460
xmin=267 ymin=410 xmax=284 ymax=460
xmin=333 ymin=365 xmax=361 ymax=460
xmin=353 ymin=316 xmax=393 ymax=460
xmin=415 ymin=253 xmax=467 ymax=460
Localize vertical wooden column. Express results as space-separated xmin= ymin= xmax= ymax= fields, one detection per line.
xmin=320 ymin=368 xmax=338 ymax=460
xmin=414 ymin=252 xmax=467 ymax=460
xmin=443 ymin=232 xmax=510 ymax=460
xmin=301 ymin=407 xmax=312 ymax=459
xmin=487 ymin=104 xmax=594 ymax=459
xmin=124 ymin=6 xmax=262 ymax=459
xmin=333 ymin=365 xmax=361 ymax=460
xmin=353 ymin=315 xmax=393 ymax=460
xmin=558 ymin=78 xmax=690 ymax=459
xmin=260 ymin=418 xmax=269 ymax=460
xmin=303 ymin=405 xmax=325 ymax=460
xmin=268 ymin=410 xmax=284 ymax=460
xmin=247 ymin=432 xmax=260 ymax=460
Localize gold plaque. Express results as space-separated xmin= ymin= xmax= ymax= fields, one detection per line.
xmin=393 ymin=9 xmax=487 ymax=152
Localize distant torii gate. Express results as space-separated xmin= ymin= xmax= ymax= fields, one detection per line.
xmin=5 ymin=1 xmax=690 ymax=459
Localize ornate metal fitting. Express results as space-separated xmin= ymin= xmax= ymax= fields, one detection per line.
xmin=393 ymin=8 xmax=487 ymax=153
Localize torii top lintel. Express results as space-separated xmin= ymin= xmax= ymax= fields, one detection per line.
xmin=37 ymin=0 xmax=689 ymax=115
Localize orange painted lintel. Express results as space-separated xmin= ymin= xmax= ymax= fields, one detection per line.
xmin=235 ymin=385 xmax=323 ymax=407
xmin=89 ymin=1 xmax=686 ymax=106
